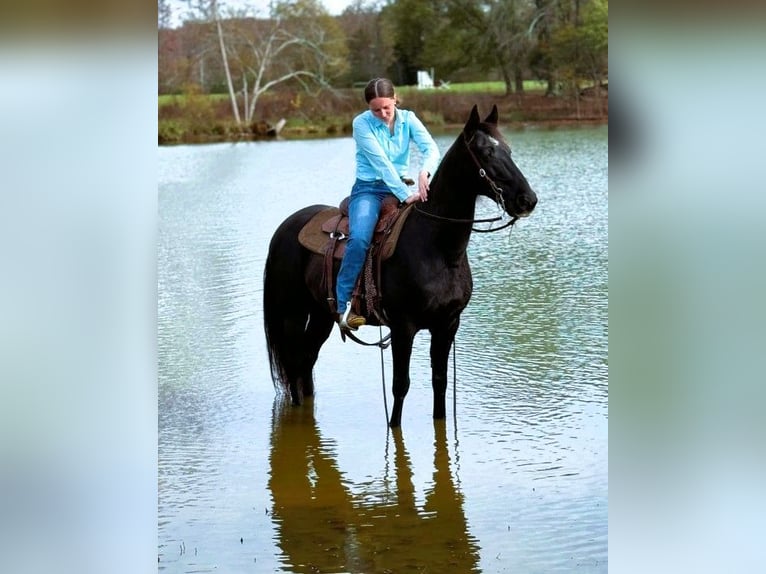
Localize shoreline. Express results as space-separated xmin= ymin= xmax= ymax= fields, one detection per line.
xmin=160 ymin=117 xmax=608 ymax=146
xmin=159 ymin=89 xmax=608 ymax=145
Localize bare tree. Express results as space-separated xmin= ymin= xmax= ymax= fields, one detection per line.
xmin=180 ymin=0 xmax=347 ymax=128
xmin=158 ymin=0 xmax=173 ymax=29
xmin=212 ymin=0 xmax=241 ymax=125
xmin=181 ymin=0 xmax=241 ymax=123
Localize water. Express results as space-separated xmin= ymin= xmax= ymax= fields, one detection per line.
xmin=158 ymin=125 xmax=608 ymax=573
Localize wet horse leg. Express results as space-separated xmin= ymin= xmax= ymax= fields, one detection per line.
xmin=389 ymin=325 xmax=416 ymax=428
xmin=429 ymin=320 xmax=458 ymax=420
xmin=278 ymin=299 xmax=319 ymax=405
xmin=298 ymin=309 xmax=335 ymax=398
xmin=279 ymin=313 xmax=309 ymax=405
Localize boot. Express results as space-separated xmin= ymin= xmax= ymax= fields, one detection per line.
xmin=338 ymin=301 xmax=366 ymax=331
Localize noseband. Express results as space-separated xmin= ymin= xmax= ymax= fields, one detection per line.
xmin=414 ymin=132 xmax=518 ymax=233
xmin=462 ymin=132 xmax=507 ymax=211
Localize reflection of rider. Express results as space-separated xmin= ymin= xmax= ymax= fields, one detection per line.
xmin=336 ymin=77 xmax=440 ymax=332
xmin=268 ymin=400 xmax=479 ymax=572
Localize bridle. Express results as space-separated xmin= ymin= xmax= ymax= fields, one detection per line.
xmin=414 ymin=131 xmax=519 ymax=233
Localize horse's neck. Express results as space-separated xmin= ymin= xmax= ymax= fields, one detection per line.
xmin=419 ymin=155 xmax=477 ymax=261
xmin=429 ymin=157 xmax=477 ymax=220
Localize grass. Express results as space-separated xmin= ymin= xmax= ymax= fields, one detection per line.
xmin=397 ymin=80 xmax=546 ymax=95
xmin=159 ymin=92 xmax=232 ymax=106
xmin=158 ymin=81 xmax=553 ymax=107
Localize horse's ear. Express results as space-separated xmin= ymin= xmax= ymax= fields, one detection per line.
xmin=484 ymin=105 xmax=498 ymax=125
xmin=465 ymin=105 xmax=481 ymax=133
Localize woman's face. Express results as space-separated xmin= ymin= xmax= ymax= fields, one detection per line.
xmin=368 ymin=96 xmax=397 ymax=125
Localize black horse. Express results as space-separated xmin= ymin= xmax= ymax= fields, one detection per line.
xmin=263 ymin=105 xmax=537 ymax=427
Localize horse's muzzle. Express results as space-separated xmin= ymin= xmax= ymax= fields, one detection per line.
xmin=515 ymin=191 xmax=538 ymax=217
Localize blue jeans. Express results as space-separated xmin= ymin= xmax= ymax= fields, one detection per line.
xmin=336 ymin=179 xmax=393 ymax=313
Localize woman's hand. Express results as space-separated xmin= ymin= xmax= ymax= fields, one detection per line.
xmin=418 ymin=170 xmax=430 ymax=202
xmin=404 ymin=193 xmax=420 ymax=204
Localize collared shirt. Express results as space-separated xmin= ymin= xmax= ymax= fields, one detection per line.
xmin=353 ymin=108 xmax=441 ymax=202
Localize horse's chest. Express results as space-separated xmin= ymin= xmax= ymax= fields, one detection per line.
xmin=423 ymin=267 xmax=472 ymax=309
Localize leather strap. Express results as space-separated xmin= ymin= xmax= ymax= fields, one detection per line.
xmin=323 ymin=218 xmax=345 ymax=310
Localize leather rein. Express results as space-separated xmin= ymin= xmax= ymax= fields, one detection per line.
xmin=414 ymin=132 xmax=518 ymax=233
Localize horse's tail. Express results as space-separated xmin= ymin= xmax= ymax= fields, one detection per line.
xmin=263 ymin=232 xmax=289 ymax=392
xmin=263 ymin=205 xmax=325 ymax=393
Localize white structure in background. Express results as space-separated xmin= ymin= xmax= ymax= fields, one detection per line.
xmin=417 ymin=70 xmax=434 ymax=89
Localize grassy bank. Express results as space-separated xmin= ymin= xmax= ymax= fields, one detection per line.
xmin=158 ymin=82 xmax=608 ymax=145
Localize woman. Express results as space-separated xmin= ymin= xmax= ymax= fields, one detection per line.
xmin=336 ymin=78 xmax=440 ymax=331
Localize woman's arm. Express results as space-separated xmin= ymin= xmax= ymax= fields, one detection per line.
xmin=408 ymin=112 xmax=440 ymax=200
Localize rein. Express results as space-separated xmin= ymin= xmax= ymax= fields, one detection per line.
xmin=413 ymin=132 xmax=518 ymax=233
xmin=342 ymin=328 xmax=391 ymax=349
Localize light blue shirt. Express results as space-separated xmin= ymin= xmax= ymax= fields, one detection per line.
xmin=353 ymin=108 xmax=441 ymax=202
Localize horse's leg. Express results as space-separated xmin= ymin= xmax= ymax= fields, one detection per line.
xmin=429 ymin=320 xmax=459 ymax=420
xmin=298 ymin=309 xmax=335 ymax=398
xmin=279 ymin=312 xmax=310 ymax=405
xmin=389 ymin=325 xmax=416 ymax=428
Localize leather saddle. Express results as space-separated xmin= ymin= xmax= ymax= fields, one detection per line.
xmin=298 ymin=195 xmax=408 ymax=260
xmin=297 ymin=195 xmax=414 ymax=323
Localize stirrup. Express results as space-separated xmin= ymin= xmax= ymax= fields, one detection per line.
xmin=339 ymin=302 xmax=365 ymax=331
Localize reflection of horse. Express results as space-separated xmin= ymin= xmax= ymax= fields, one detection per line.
xmin=267 ymin=399 xmax=481 ymax=573
xmin=263 ymin=105 xmax=537 ymax=427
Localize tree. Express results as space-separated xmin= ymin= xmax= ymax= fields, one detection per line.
xmin=179 ymin=0 xmax=349 ymax=127
xmin=549 ymin=0 xmax=608 ymax=106
xmin=339 ymin=0 xmax=394 ymax=84
xmin=270 ymin=0 xmax=349 ymax=89
xmin=226 ymin=0 xmax=348 ymax=124
xmin=158 ymin=0 xmax=173 ymax=29
xmin=577 ymin=0 xmax=608 ymax=88
xmin=525 ymin=0 xmax=553 ymax=95
xmin=418 ymin=0 xmax=482 ymax=83
xmin=484 ymin=0 xmax=537 ymax=94
xmin=380 ymin=0 xmax=437 ymax=85
xmin=463 ymin=0 xmax=608 ymax=98
xmin=440 ymin=0 xmax=537 ymax=95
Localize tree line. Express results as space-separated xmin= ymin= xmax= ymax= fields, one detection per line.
xmin=159 ymin=0 xmax=607 ymax=128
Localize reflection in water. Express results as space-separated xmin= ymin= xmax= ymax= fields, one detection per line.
xmin=268 ymin=399 xmax=480 ymax=573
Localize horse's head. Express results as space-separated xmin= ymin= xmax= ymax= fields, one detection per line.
xmin=462 ymin=105 xmax=537 ymax=218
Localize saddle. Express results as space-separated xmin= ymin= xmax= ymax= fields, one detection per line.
xmin=297 ymin=195 xmax=414 ymax=323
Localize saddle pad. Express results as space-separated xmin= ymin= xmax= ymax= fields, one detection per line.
xmin=297 ymin=207 xmax=340 ymax=255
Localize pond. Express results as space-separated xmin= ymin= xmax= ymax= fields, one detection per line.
xmin=158 ymin=124 xmax=608 ymax=573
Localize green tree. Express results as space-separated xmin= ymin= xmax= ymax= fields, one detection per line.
xmin=528 ymin=0 xmax=557 ymax=95
xmin=577 ymin=0 xmax=608 ymax=87
xmin=340 ymin=0 xmax=394 ymax=84
xmin=549 ymin=0 xmax=607 ymax=103
xmin=486 ymin=0 xmax=537 ymax=94
xmin=439 ymin=0 xmax=537 ymax=95
xmin=419 ymin=1 xmax=482 ymax=83
xmin=380 ymin=0 xmax=437 ymax=85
